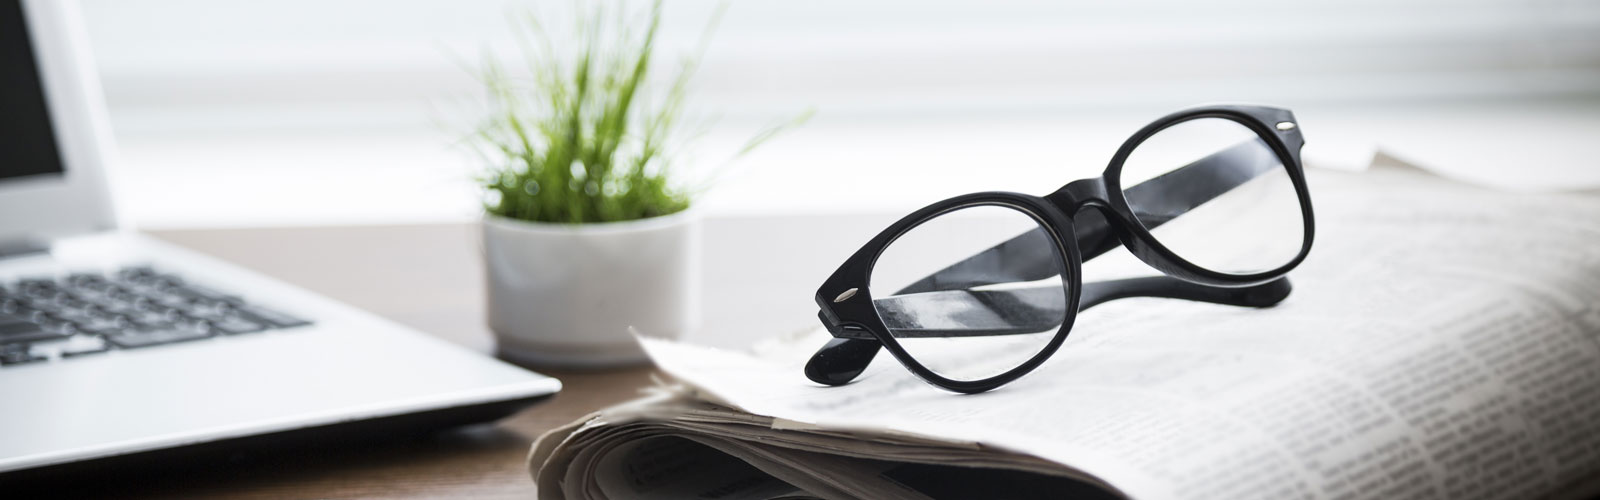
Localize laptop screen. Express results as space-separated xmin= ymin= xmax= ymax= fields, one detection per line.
xmin=0 ymin=0 xmax=65 ymax=182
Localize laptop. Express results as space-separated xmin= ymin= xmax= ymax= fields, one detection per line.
xmin=0 ymin=0 xmax=560 ymax=475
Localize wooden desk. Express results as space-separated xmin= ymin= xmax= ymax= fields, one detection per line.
xmin=58 ymin=215 xmax=889 ymax=498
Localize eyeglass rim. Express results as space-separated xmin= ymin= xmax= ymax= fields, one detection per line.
xmin=828 ymin=195 xmax=1085 ymax=394
xmin=1098 ymin=106 xmax=1316 ymax=286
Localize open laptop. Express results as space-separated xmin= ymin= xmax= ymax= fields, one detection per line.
xmin=0 ymin=0 xmax=560 ymax=475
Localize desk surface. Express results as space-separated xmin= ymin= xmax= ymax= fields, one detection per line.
xmin=80 ymin=215 xmax=890 ymax=498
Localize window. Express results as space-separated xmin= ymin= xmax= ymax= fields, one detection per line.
xmin=81 ymin=0 xmax=1600 ymax=227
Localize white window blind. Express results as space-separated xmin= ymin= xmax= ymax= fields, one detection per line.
xmin=74 ymin=0 xmax=1600 ymax=227
xmin=82 ymin=0 xmax=1600 ymax=134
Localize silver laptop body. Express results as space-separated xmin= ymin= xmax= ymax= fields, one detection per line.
xmin=0 ymin=0 xmax=559 ymax=474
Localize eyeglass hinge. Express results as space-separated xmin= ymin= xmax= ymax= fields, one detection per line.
xmin=816 ymin=310 xmax=876 ymax=340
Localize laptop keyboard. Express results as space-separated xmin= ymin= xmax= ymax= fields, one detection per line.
xmin=0 ymin=266 xmax=312 ymax=366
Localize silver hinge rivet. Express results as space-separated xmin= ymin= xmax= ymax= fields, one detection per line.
xmin=833 ymin=288 xmax=858 ymax=303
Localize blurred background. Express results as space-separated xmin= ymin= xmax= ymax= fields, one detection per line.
xmin=79 ymin=0 xmax=1600 ymax=229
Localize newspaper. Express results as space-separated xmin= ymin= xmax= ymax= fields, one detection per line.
xmin=530 ymin=165 xmax=1600 ymax=500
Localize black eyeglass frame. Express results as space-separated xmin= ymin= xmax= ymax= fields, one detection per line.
xmin=812 ymin=104 xmax=1314 ymax=394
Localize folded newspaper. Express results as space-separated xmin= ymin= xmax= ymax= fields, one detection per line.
xmin=530 ymin=165 xmax=1600 ymax=500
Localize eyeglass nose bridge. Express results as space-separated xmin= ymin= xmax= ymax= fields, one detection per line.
xmin=1046 ymin=177 xmax=1111 ymax=213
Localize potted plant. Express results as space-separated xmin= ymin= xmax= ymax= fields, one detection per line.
xmin=470 ymin=2 xmax=798 ymax=367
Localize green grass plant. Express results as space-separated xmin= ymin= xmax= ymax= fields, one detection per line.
xmin=472 ymin=1 xmax=796 ymax=224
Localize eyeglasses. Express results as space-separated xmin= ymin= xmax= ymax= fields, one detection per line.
xmin=807 ymin=104 xmax=1315 ymax=394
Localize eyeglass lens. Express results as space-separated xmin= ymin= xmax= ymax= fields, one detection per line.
xmin=868 ymin=204 xmax=1069 ymax=382
xmin=1119 ymin=117 xmax=1306 ymax=275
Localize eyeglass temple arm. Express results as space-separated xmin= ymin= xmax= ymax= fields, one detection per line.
xmin=1119 ymin=137 xmax=1282 ymax=226
xmin=853 ymin=276 xmax=1291 ymax=339
xmin=893 ymin=138 xmax=1277 ymax=296
xmin=804 ymin=276 xmax=1292 ymax=385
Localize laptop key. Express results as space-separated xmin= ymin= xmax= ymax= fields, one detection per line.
xmin=116 ymin=266 xmax=157 ymax=281
xmin=66 ymin=273 xmax=105 ymax=286
xmin=172 ymin=284 xmax=242 ymax=304
xmin=238 ymin=305 xmax=311 ymax=329
xmin=18 ymin=279 xmax=59 ymax=296
xmin=150 ymin=291 xmax=194 ymax=308
xmin=1 ymin=321 xmax=70 ymax=345
xmin=38 ymin=316 xmax=78 ymax=335
xmin=53 ymin=303 xmax=101 ymax=323
xmin=106 ymin=325 xmax=213 ymax=349
xmin=212 ymin=314 xmax=266 ymax=335
xmin=1 ymin=346 xmax=45 ymax=366
xmin=18 ymin=297 xmax=64 ymax=315
xmin=74 ymin=316 xmax=128 ymax=335
xmin=59 ymin=336 xmax=110 ymax=357
xmin=179 ymin=301 xmax=231 ymax=321
xmin=7 ymin=307 xmax=49 ymax=324
xmin=57 ymin=295 xmax=92 ymax=311
xmin=125 ymin=308 xmax=178 ymax=329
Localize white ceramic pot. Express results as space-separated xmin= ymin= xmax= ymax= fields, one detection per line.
xmin=483 ymin=210 xmax=700 ymax=368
